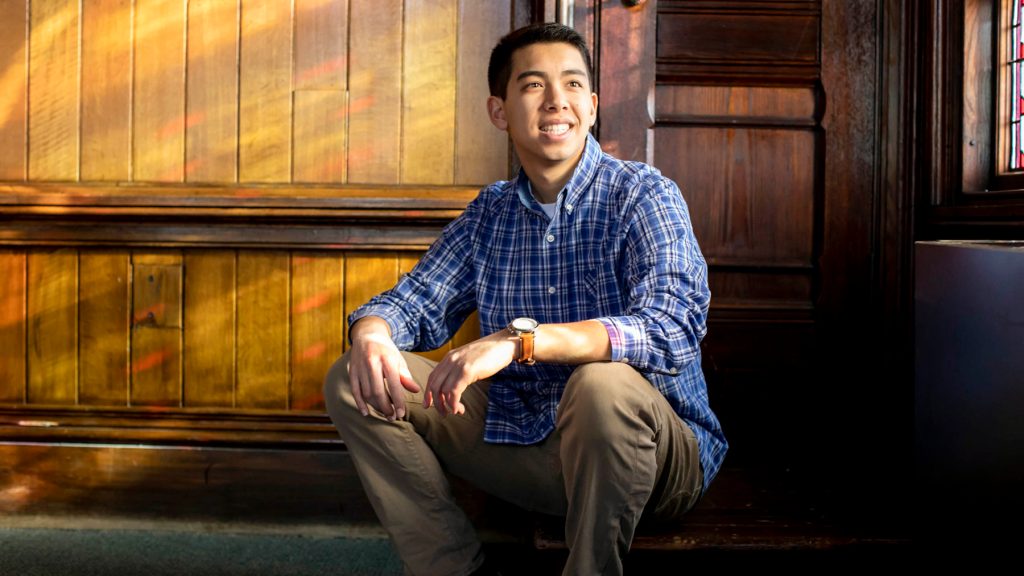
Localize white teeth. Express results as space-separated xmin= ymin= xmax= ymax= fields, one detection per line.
xmin=540 ymin=123 xmax=570 ymax=135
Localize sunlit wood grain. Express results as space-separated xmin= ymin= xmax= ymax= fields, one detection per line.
xmin=290 ymin=253 xmax=344 ymax=411
xmin=27 ymin=250 xmax=78 ymax=404
xmin=28 ymin=0 xmax=78 ymax=181
xmin=186 ymin=0 xmax=239 ymax=182
xmin=133 ymin=0 xmax=186 ymax=182
xmin=237 ymin=252 xmax=289 ymax=409
xmin=0 ymin=0 xmax=28 ymax=180
xmin=81 ymin=0 xmax=131 ymax=181
xmin=0 ymin=251 xmax=27 ymax=403
xmin=403 ymin=0 xmax=457 ymax=184
xmin=79 ymin=251 xmax=130 ymax=405
xmin=349 ymin=0 xmax=402 ymax=183
xmin=183 ymin=251 xmax=236 ymax=407
xmin=131 ymin=252 xmax=183 ymax=406
xmin=240 ymin=0 xmax=292 ymax=183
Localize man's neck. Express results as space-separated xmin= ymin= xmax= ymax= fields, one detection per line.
xmin=521 ymin=151 xmax=585 ymax=204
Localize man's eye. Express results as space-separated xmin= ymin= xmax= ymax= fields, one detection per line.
xmin=569 ymin=81 xmax=583 ymax=88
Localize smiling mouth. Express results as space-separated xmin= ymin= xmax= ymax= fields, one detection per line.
xmin=540 ymin=123 xmax=571 ymax=135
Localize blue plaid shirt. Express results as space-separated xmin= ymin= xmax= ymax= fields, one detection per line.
xmin=350 ymin=135 xmax=728 ymax=491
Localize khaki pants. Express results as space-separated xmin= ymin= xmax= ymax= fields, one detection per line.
xmin=323 ymin=351 xmax=703 ymax=576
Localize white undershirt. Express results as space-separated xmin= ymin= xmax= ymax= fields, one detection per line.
xmin=539 ymin=202 xmax=556 ymax=219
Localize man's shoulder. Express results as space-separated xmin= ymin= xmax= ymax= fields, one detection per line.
xmin=591 ymin=152 xmax=676 ymax=204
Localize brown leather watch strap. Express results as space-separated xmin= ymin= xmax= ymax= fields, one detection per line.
xmin=519 ymin=330 xmax=535 ymax=365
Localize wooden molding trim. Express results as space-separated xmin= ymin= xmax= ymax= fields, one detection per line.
xmin=0 ymin=183 xmax=480 ymax=249
xmin=0 ymin=405 xmax=339 ymax=448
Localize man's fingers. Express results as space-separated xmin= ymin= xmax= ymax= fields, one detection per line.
xmin=367 ymin=360 xmax=395 ymax=420
xmin=350 ymin=365 xmax=369 ymax=417
xmin=382 ymin=360 xmax=407 ymax=420
xmin=399 ymin=363 xmax=420 ymax=393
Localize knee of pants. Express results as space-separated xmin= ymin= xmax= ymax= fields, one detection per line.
xmin=323 ymin=350 xmax=360 ymax=427
xmin=558 ymin=362 xmax=657 ymax=441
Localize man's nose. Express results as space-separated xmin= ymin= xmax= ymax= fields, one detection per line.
xmin=544 ymin=85 xmax=568 ymax=110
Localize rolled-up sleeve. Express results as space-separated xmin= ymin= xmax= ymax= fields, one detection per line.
xmin=595 ymin=177 xmax=710 ymax=374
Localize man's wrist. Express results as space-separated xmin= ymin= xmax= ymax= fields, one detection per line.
xmin=350 ymin=316 xmax=392 ymax=343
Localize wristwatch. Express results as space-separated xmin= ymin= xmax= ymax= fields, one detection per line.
xmin=507 ymin=317 xmax=539 ymax=365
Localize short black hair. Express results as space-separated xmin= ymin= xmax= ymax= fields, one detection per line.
xmin=487 ymin=23 xmax=594 ymax=100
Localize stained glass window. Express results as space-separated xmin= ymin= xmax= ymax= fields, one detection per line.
xmin=1011 ymin=0 xmax=1024 ymax=170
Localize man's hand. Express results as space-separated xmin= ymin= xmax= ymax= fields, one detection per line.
xmin=349 ymin=317 xmax=421 ymax=421
xmin=425 ymin=330 xmax=517 ymax=416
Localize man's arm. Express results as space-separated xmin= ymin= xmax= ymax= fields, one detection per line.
xmin=348 ymin=316 xmax=421 ymax=421
xmin=423 ymin=319 xmax=611 ymax=416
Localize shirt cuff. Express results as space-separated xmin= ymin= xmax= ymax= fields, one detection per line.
xmin=595 ymin=316 xmax=647 ymax=368
xmin=348 ymin=305 xmax=412 ymax=349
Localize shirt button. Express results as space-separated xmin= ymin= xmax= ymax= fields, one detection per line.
xmin=565 ymin=203 xmax=573 ymax=213
xmin=545 ymin=234 xmax=555 ymax=243
xmin=622 ymin=357 xmax=630 ymax=364
xmin=669 ymin=367 xmax=678 ymax=375
xmin=547 ymin=286 xmax=556 ymax=294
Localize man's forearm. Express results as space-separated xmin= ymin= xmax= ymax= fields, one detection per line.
xmin=350 ymin=316 xmax=392 ymax=342
xmin=532 ymin=320 xmax=611 ymax=365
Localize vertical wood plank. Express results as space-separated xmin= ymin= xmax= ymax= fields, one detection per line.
xmin=183 ymin=251 xmax=236 ymax=407
xmin=237 ymin=252 xmax=289 ymax=409
xmin=0 ymin=251 xmax=27 ymax=403
xmin=397 ymin=253 xmax=449 ymax=361
xmin=133 ymin=0 xmax=186 ymax=182
xmin=293 ymin=91 xmax=347 ymax=183
xmin=79 ymin=251 xmax=130 ymax=405
xmin=239 ymin=0 xmax=292 ymax=183
xmin=131 ymin=253 xmax=183 ymax=406
xmin=0 ymin=0 xmax=28 ymax=180
xmin=402 ymin=0 xmax=457 ymax=184
xmin=294 ymin=0 xmax=346 ymax=91
xmin=28 ymin=0 xmax=79 ymax=181
xmin=27 ymin=250 xmax=78 ymax=404
xmin=81 ymin=0 xmax=132 ymax=180
xmin=348 ymin=0 xmax=402 ymax=183
xmin=186 ymin=0 xmax=239 ymax=182
xmin=293 ymin=0 xmax=347 ymax=184
xmin=456 ymin=0 xmax=510 ymax=185
xmin=290 ymin=253 xmax=343 ymax=411
xmin=342 ymin=252 xmax=399 ymax=351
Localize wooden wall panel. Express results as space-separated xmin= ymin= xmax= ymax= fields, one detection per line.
xmin=293 ymin=0 xmax=346 ymax=183
xmin=343 ymin=253 xmax=399 ymax=350
xmin=239 ymin=0 xmax=293 ymax=183
xmin=658 ymin=13 xmax=818 ymax=64
xmin=403 ymin=0 xmax=457 ymax=184
xmin=186 ymin=0 xmax=239 ymax=183
xmin=655 ymin=86 xmax=817 ymax=121
xmin=79 ymin=252 xmax=130 ymax=405
xmin=133 ymin=0 xmax=186 ymax=182
xmin=349 ymin=0 xmax=402 ymax=183
xmin=293 ymin=91 xmax=347 ymax=184
xmin=655 ymin=127 xmax=815 ymax=266
xmin=237 ymin=252 xmax=290 ymax=409
xmin=183 ymin=251 xmax=236 ymax=407
xmin=0 ymin=252 xmax=26 ymax=403
xmin=456 ymin=0 xmax=510 ymax=185
xmin=28 ymin=0 xmax=79 ymax=181
xmin=81 ymin=0 xmax=132 ymax=181
xmin=0 ymin=0 xmax=28 ymax=180
xmin=290 ymin=254 xmax=344 ymax=412
xmin=27 ymin=250 xmax=78 ymax=404
xmin=131 ymin=253 xmax=183 ymax=406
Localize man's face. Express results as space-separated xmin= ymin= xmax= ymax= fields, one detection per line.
xmin=488 ymin=42 xmax=598 ymax=176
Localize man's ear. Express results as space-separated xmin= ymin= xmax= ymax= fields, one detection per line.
xmin=587 ymin=92 xmax=598 ymax=129
xmin=487 ymin=96 xmax=508 ymax=131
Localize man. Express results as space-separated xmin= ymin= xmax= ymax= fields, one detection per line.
xmin=323 ymin=23 xmax=727 ymax=576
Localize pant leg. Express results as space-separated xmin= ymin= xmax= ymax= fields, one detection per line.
xmin=323 ymin=350 xmax=484 ymax=576
xmin=556 ymin=362 xmax=703 ymax=576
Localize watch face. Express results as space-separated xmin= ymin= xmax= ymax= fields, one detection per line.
xmin=512 ymin=317 xmax=538 ymax=332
